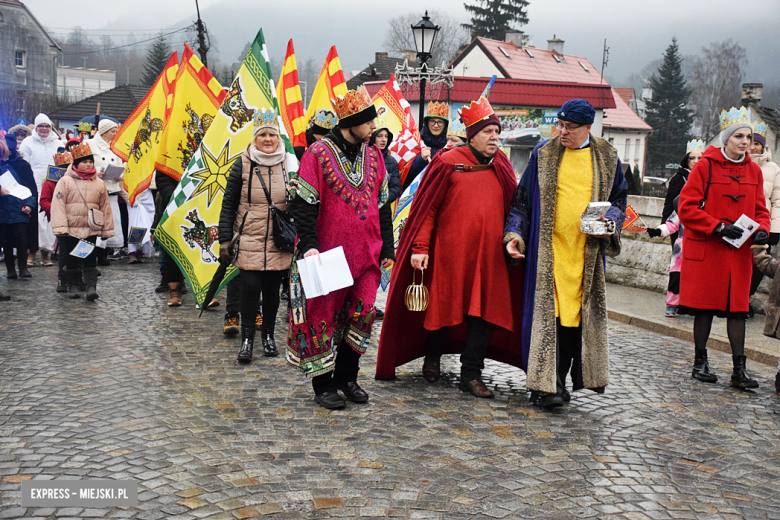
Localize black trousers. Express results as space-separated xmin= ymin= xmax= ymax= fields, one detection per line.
xmin=312 ymin=343 xmax=361 ymax=394
xmin=119 ymin=200 xmax=129 ymax=247
xmin=2 ymin=222 xmax=28 ymax=272
xmin=239 ymin=269 xmax=284 ymax=331
xmin=161 ymin=250 xmax=184 ymax=285
xmin=425 ymin=316 xmax=493 ymax=382
xmin=555 ymin=320 xmax=584 ymax=394
xmin=60 ymin=235 xmax=98 ymax=270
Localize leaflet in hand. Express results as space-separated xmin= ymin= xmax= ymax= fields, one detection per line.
xmin=722 ymin=214 xmax=759 ymax=248
xmin=0 ymin=172 xmax=33 ymax=201
xmin=296 ymin=246 xmax=354 ymax=299
xmin=103 ymin=164 xmax=125 ymax=180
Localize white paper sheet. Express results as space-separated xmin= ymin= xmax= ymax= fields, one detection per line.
xmin=296 ymin=246 xmax=354 ymax=299
xmin=103 ymin=164 xmax=124 ymax=180
xmin=0 ymin=172 xmax=33 ymax=201
xmin=722 ymin=214 xmax=759 ymax=248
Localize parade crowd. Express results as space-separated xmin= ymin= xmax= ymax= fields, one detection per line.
xmin=2 ymin=89 xmax=780 ymax=411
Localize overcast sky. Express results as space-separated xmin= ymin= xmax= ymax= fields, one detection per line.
xmin=22 ymin=0 xmax=780 ymax=86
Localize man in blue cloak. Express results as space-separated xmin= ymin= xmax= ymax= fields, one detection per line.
xmin=504 ymin=99 xmax=627 ymax=409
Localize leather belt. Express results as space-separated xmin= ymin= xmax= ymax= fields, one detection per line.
xmin=454 ymin=164 xmax=492 ymax=172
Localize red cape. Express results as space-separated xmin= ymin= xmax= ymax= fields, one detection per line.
xmin=375 ymin=145 xmax=525 ymax=380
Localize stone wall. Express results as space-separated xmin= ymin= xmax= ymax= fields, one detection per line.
xmin=606 ymin=195 xmax=773 ymax=314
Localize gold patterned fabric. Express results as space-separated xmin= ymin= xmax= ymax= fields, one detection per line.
xmin=553 ymin=147 xmax=593 ymax=327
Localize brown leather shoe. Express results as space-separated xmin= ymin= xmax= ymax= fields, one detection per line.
xmin=167 ymin=282 xmax=182 ymax=306
xmin=422 ymin=356 xmax=441 ymax=383
xmin=458 ymin=379 xmax=494 ymax=398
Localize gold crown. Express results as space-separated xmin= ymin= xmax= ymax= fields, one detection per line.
xmin=54 ymin=151 xmax=73 ymax=166
xmin=71 ymin=142 xmax=92 ymax=160
xmin=753 ymin=120 xmax=768 ymax=138
xmin=447 ymin=118 xmax=467 ymax=138
xmin=686 ymin=139 xmax=705 ymax=154
xmin=331 ymin=86 xmax=373 ymax=121
xmin=426 ymin=101 xmax=449 ymax=120
xmin=77 ymin=122 xmax=93 ymax=132
xmin=720 ymin=106 xmax=751 ymax=130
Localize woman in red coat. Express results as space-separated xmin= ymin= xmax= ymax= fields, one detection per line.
xmin=678 ymin=108 xmax=770 ymax=389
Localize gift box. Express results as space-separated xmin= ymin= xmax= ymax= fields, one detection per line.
xmin=580 ymin=202 xmax=615 ymax=235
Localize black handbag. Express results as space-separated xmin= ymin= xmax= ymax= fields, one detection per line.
xmin=253 ymin=165 xmax=296 ymax=252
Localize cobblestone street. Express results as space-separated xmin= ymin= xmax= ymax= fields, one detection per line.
xmin=2 ymin=261 xmax=780 ymax=519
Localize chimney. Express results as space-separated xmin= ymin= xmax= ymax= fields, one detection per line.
xmin=374 ymin=52 xmax=388 ymax=63
xmin=547 ymin=34 xmax=565 ymax=55
xmin=742 ymin=83 xmax=763 ymax=107
xmin=505 ymin=29 xmax=526 ymax=48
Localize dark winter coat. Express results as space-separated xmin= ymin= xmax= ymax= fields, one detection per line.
xmin=369 ymin=127 xmax=402 ymax=203
xmin=662 ymin=166 xmax=690 ymax=244
xmin=678 ymin=146 xmax=770 ymax=313
xmin=403 ymin=124 xmax=448 ymax=193
xmin=0 ymin=155 xmax=37 ymax=225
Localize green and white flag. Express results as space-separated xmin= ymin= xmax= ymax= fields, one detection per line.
xmin=156 ymin=29 xmax=298 ymax=306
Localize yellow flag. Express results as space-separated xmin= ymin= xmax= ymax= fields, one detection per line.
xmin=303 ymin=46 xmax=347 ymax=124
xmin=155 ymin=44 xmax=226 ymax=182
xmin=111 ymin=52 xmax=178 ymax=205
xmin=155 ymin=30 xmax=295 ymax=306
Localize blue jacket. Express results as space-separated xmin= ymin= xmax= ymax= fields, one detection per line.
xmin=402 ymin=125 xmax=448 ymax=193
xmin=0 ymin=155 xmax=38 ymax=225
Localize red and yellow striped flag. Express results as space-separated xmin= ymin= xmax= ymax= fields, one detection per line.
xmin=111 ymin=51 xmax=178 ymax=205
xmin=277 ymin=39 xmax=306 ymax=148
xmin=304 ymin=46 xmax=347 ymax=124
xmin=155 ymin=44 xmax=226 ymax=181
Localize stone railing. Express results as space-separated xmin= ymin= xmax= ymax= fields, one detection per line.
xmin=606 ymin=195 xmax=772 ymax=314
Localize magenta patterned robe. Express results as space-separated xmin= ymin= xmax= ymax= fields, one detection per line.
xmin=286 ymin=137 xmax=388 ymax=377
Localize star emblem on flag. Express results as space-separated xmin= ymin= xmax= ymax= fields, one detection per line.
xmin=187 ymin=141 xmax=240 ymax=207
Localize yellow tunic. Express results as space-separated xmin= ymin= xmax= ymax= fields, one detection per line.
xmin=553 ymin=147 xmax=593 ymax=327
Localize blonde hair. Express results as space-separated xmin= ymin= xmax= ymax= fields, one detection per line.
xmin=0 ymin=138 xmax=9 ymax=161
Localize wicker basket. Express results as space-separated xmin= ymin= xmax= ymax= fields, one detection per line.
xmin=405 ymin=269 xmax=429 ymax=312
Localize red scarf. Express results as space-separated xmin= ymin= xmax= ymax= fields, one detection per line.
xmin=74 ymin=167 xmax=97 ymax=180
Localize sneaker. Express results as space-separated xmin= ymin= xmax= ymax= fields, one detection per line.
xmin=224 ymin=315 xmax=240 ymax=336
xmin=154 ymin=281 xmax=168 ymax=293
xmin=665 ymin=306 xmax=676 ymax=318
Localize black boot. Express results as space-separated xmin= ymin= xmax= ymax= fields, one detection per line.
xmin=83 ymin=268 xmax=99 ymax=301
xmin=691 ymin=349 xmax=718 ymax=382
xmin=730 ymin=355 xmax=759 ymax=389
xmin=66 ymin=268 xmax=83 ymax=299
xmin=237 ymin=324 xmax=254 ymax=364
xmin=262 ymin=325 xmax=278 ymax=357
xmin=17 ymin=256 xmax=31 ymax=278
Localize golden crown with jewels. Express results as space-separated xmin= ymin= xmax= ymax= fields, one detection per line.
xmin=330 ymin=86 xmax=373 ymax=121
xmin=426 ymin=101 xmax=449 ymax=120
xmin=686 ymin=139 xmax=705 ymax=154
xmin=54 ymin=151 xmax=73 ymax=166
xmin=753 ymin=120 xmax=768 ymax=138
xmin=253 ymin=108 xmax=279 ymax=128
xmin=720 ymin=106 xmax=751 ymax=130
xmin=71 ymin=142 xmax=92 ymax=160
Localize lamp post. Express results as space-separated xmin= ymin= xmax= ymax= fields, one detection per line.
xmin=411 ymin=11 xmax=440 ymax=128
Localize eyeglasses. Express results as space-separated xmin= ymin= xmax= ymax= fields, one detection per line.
xmin=556 ymin=122 xmax=582 ymax=132
xmin=429 ymin=120 xmax=445 ymax=127
xmin=38 ymin=125 xmax=51 ymax=129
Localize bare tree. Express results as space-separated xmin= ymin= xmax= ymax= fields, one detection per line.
xmin=688 ymin=39 xmax=748 ymax=143
xmin=384 ymin=10 xmax=471 ymax=67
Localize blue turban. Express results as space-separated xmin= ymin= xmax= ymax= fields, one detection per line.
xmin=557 ymin=99 xmax=595 ymax=125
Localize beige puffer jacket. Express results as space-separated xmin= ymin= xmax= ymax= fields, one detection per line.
xmin=51 ymin=166 xmax=115 ymax=239
xmin=754 ymin=149 xmax=780 ymax=233
xmin=233 ymin=151 xmax=293 ymax=271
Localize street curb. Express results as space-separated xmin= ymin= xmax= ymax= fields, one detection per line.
xmin=608 ymin=309 xmax=780 ymax=368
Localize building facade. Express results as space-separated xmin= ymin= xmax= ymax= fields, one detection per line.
xmin=57 ymin=66 xmax=117 ymax=102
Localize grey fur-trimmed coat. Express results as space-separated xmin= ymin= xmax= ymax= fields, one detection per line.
xmin=504 ymin=135 xmax=627 ymax=394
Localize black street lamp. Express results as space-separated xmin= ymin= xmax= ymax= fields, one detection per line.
xmin=411 ymin=11 xmax=440 ymax=128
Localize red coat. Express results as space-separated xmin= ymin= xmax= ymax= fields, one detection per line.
xmin=678 ymin=146 xmax=770 ymax=312
xmin=39 ymin=179 xmax=57 ymax=220
xmin=375 ymin=145 xmax=524 ymax=380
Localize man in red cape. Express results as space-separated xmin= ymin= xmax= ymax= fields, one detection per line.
xmin=375 ymin=97 xmax=524 ymax=397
